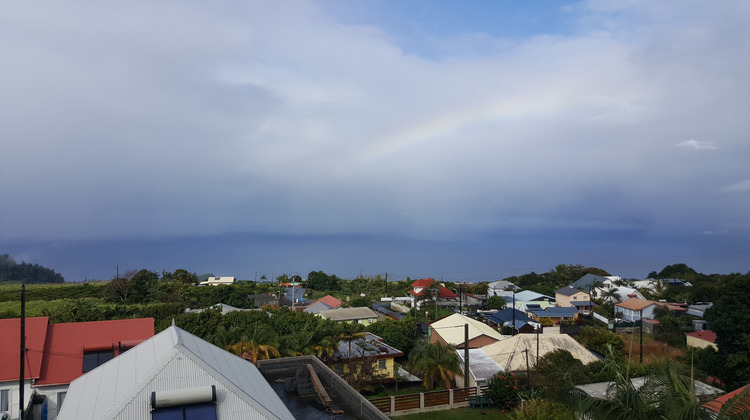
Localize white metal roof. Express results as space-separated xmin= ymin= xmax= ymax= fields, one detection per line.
xmin=430 ymin=313 xmax=505 ymax=346
xmin=457 ymin=349 xmax=504 ymax=382
xmin=481 ymin=333 xmax=600 ymax=371
xmin=57 ymin=325 xmax=294 ymax=420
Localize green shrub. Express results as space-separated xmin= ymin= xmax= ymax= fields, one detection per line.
xmin=485 ymin=371 xmax=520 ymax=412
xmin=514 ymin=399 xmax=575 ymax=420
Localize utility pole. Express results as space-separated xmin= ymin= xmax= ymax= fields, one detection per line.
xmin=459 ymin=283 xmax=462 ymax=314
xmin=512 ymin=292 xmax=516 ymax=336
xmin=639 ymin=309 xmax=643 ymax=364
xmin=385 ymin=272 xmax=388 ymax=296
xmin=19 ymin=284 xmax=26 ymax=419
xmin=464 ymin=324 xmax=469 ymax=388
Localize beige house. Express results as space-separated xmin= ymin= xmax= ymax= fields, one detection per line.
xmin=686 ymin=330 xmax=718 ymax=350
xmin=429 ymin=313 xmax=505 ymax=349
xmin=555 ymin=286 xmax=591 ymax=308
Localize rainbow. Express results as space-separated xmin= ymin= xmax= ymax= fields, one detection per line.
xmin=360 ymin=93 xmax=561 ymax=163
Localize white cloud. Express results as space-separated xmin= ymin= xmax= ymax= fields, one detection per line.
xmin=677 ymin=139 xmax=717 ymax=151
xmin=0 ymin=0 xmax=749 ymax=243
xmin=722 ymin=179 xmax=750 ymax=193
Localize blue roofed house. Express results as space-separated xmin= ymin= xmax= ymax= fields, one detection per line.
xmin=528 ymin=307 xmax=579 ymax=325
xmin=483 ymin=309 xmax=541 ymax=333
xmin=513 ymin=291 xmax=554 ymax=302
xmin=570 ymin=274 xmax=608 ymax=290
xmin=284 ymin=286 xmax=307 ymax=308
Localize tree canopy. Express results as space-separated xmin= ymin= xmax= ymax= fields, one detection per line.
xmin=0 ymin=254 xmax=64 ymax=283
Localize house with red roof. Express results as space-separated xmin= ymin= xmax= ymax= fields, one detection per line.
xmin=614 ymin=297 xmax=687 ymax=322
xmin=408 ymin=278 xmax=459 ymax=310
xmin=303 ymin=294 xmax=343 ymax=314
xmin=702 ymin=385 xmax=750 ymax=418
xmin=687 ymin=330 xmax=718 ymax=350
xmin=0 ymin=317 xmax=154 ymax=420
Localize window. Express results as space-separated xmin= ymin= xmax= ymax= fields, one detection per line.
xmin=1 ymin=389 xmax=9 ymax=412
xmin=152 ymin=403 xmax=217 ymax=420
xmin=56 ymin=391 xmax=66 ymax=412
xmin=82 ymin=350 xmax=114 ymax=372
xmin=378 ymin=359 xmax=386 ymax=370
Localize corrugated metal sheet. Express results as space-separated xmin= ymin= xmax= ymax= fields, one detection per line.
xmin=58 ymin=326 xmax=294 ymax=420
xmin=430 ymin=314 xmax=505 ymax=346
xmin=482 ymin=333 xmax=600 ymax=371
xmin=320 ymin=307 xmax=379 ymax=321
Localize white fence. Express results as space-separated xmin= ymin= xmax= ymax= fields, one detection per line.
xmin=593 ymin=312 xmax=609 ymax=324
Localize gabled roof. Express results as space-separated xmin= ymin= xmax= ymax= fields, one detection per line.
xmin=513 ymin=291 xmax=553 ymax=302
xmin=556 ymin=286 xmax=586 ymax=296
xmin=703 ymin=385 xmax=750 ymax=414
xmin=686 ymin=330 xmax=717 ymax=343
xmin=570 ymin=273 xmax=607 ymax=289
xmin=483 ymin=309 xmax=533 ymax=324
xmin=616 ymin=297 xmax=659 ymax=311
xmin=411 ymin=278 xmax=435 ymax=288
xmin=303 ymin=300 xmax=334 ymax=314
xmin=36 ymin=318 xmax=154 ymax=386
xmin=319 ymin=306 xmax=379 ymax=322
xmin=58 ymin=325 xmax=294 ymax=420
xmin=314 ymin=294 xmax=342 ymax=308
xmin=0 ymin=317 xmax=48 ymax=381
xmin=409 ymin=282 xmax=458 ymax=299
xmin=430 ymin=313 xmax=505 ymax=347
xmin=482 ymin=333 xmax=599 ymax=371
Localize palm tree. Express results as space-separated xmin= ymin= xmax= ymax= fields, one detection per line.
xmin=408 ymin=341 xmax=462 ymax=390
xmin=226 ymin=325 xmax=281 ymax=364
xmin=281 ymin=330 xmax=316 ymax=357
xmin=312 ymin=335 xmax=338 ymax=362
xmin=336 ymin=322 xmax=366 ymax=360
xmin=567 ymin=353 xmax=750 ymax=420
xmin=602 ymin=288 xmax=622 ymax=304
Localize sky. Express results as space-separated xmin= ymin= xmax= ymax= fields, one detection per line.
xmin=1 ymin=1 xmax=749 ymax=283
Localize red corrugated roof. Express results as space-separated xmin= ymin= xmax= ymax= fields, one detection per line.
xmin=409 ymin=283 xmax=458 ymax=298
xmin=35 ymin=318 xmax=154 ymax=386
xmin=317 ymin=295 xmax=342 ymax=309
xmin=0 ymin=317 xmax=49 ymax=381
xmin=411 ymin=278 xmax=435 ymax=287
xmin=438 ymin=285 xmax=458 ymax=298
xmin=686 ymin=329 xmax=717 ymax=344
xmin=703 ymin=385 xmax=750 ymax=413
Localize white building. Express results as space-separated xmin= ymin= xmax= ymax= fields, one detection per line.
xmin=57 ymin=324 xmax=294 ymax=420
xmin=199 ymin=276 xmax=236 ymax=286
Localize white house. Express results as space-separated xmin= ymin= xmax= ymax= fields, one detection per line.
xmin=199 ymin=276 xmax=236 ymax=286
xmin=57 ymin=324 xmax=294 ymax=420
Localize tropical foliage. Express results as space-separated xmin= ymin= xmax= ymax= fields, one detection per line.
xmin=485 ymin=371 xmax=520 ymax=412
xmin=408 ymin=341 xmax=462 ymax=390
xmin=566 ymin=356 xmax=750 ymax=420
